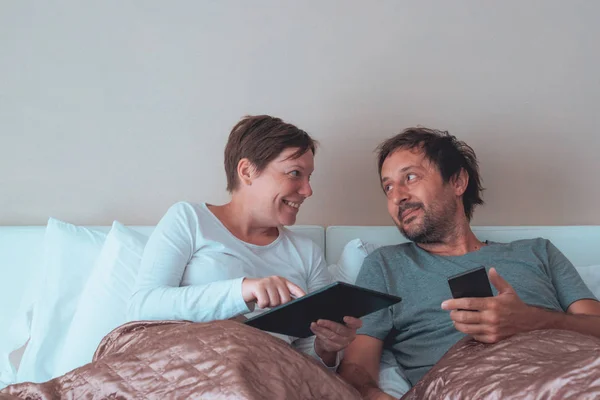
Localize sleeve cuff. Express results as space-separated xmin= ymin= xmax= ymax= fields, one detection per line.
xmin=309 ymin=340 xmax=341 ymax=371
xmin=230 ymin=277 xmax=254 ymax=317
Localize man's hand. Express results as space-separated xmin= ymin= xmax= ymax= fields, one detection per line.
xmin=312 ymin=316 xmax=363 ymax=365
xmin=441 ymin=268 xmax=534 ymax=343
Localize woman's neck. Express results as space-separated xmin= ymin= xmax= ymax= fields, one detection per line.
xmin=208 ymin=198 xmax=278 ymax=245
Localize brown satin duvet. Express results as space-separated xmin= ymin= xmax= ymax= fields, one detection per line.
xmin=0 ymin=320 xmax=361 ymax=400
xmin=402 ymin=329 xmax=600 ymax=400
xmin=3 ymin=324 xmax=599 ymax=400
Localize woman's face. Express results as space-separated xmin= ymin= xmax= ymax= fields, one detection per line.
xmin=248 ymin=147 xmax=314 ymax=227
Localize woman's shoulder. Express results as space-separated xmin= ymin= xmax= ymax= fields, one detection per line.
xmin=161 ymin=201 xmax=206 ymax=220
xmin=154 ymin=201 xmax=211 ymax=235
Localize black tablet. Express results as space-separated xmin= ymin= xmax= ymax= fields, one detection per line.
xmin=244 ymin=281 xmax=402 ymax=338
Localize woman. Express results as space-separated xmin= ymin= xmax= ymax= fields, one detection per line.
xmin=129 ymin=115 xmax=361 ymax=368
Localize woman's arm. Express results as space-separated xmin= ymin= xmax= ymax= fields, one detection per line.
xmin=128 ymin=202 xmax=251 ymax=322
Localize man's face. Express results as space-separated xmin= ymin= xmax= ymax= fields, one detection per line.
xmin=380 ymin=148 xmax=458 ymax=244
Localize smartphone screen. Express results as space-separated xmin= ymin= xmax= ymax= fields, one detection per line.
xmin=447 ymin=266 xmax=493 ymax=299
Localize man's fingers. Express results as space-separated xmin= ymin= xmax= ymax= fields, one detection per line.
xmin=489 ymin=267 xmax=514 ymax=295
xmin=453 ymin=322 xmax=486 ymax=335
xmin=473 ymin=334 xmax=502 ymax=344
xmin=450 ymin=310 xmax=482 ymax=324
xmin=442 ymin=297 xmax=488 ymax=311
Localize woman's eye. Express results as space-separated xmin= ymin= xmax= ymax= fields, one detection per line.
xmin=289 ymin=170 xmax=300 ymax=177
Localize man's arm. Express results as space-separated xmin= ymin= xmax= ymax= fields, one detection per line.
xmin=531 ymin=240 xmax=600 ymax=336
xmin=568 ymin=298 xmax=600 ymax=315
xmin=443 ymin=268 xmax=600 ymax=343
xmin=338 ymin=335 xmax=395 ymax=400
xmin=537 ymin=298 xmax=600 ymax=335
xmin=496 ymin=298 xmax=600 ymax=339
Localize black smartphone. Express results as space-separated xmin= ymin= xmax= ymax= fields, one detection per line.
xmin=447 ymin=266 xmax=493 ymax=299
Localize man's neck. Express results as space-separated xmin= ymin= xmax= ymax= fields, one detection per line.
xmin=416 ymin=221 xmax=485 ymax=256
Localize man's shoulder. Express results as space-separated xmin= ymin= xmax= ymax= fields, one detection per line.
xmin=484 ymin=237 xmax=559 ymax=264
xmin=366 ymin=242 xmax=418 ymax=262
xmin=488 ymin=237 xmax=551 ymax=252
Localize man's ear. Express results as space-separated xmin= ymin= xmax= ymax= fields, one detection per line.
xmin=452 ymin=168 xmax=469 ymax=196
xmin=237 ymin=158 xmax=257 ymax=186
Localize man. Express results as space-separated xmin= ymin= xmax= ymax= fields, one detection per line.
xmin=338 ymin=127 xmax=600 ymax=400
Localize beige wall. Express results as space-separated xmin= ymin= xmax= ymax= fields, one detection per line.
xmin=1 ymin=1 xmax=599 ymax=227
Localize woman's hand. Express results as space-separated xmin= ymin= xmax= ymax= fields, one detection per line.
xmin=242 ymin=276 xmax=306 ymax=309
xmin=312 ymin=316 xmax=363 ymax=364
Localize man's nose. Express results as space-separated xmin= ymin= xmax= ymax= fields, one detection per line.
xmin=390 ymin=186 xmax=409 ymax=206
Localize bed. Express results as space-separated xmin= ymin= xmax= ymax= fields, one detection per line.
xmin=1 ymin=222 xmax=599 ymax=399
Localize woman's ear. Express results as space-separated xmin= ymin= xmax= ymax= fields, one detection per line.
xmin=237 ymin=158 xmax=256 ymax=187
xmin=452 ymin=168 xmax=469 ymax=196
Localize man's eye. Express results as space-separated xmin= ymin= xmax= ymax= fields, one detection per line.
xmin=289 ymin=170 xmax=300 ymax=177
xmin=384 ymin=184 xmax=392 ymax=192
xmin=407 ymin=174 xmax=417 ymax=181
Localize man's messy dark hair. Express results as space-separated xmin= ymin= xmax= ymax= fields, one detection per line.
xmin=376 ymin=127 xmax=484 ymax=220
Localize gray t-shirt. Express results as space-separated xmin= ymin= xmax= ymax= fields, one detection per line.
xmin=356 ymin=238 xmax=596 ymax=386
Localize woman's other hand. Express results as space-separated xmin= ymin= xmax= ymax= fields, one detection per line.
xmin=312 ymin=316 xmax=363 ymax=360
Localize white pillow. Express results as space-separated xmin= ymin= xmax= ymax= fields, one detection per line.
xmin=576 ymin=265 xmax=600 ymax=300
xmin=0 ymin=288 xmax=35 ymax=388
xmin=55 ymin=221 xmax=148 ymax=375
xmin=16 ymin=218 xmax=107 ymax=384
xmin=1 ymin=246 xmax=46 ymax=388
xmin=328 ymin=238 xmax=380 ymax=284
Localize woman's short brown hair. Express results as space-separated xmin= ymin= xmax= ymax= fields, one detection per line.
xmin=224 ymin=115 xmax=317 ymax=192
